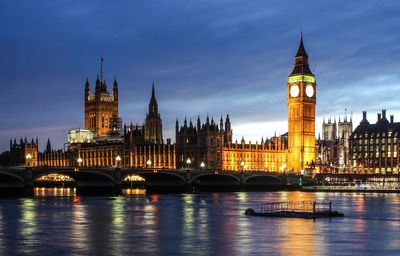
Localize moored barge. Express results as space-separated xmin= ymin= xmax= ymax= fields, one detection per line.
xmin=245 ymin=201 xmax=344 ymax=219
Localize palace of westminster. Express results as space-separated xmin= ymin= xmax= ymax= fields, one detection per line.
xmin=2 ymin=36 xmax=399 ymax=175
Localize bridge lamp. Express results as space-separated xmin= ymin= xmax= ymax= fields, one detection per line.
xmin=25 ymin=153 xmax=32 ymax=166
xmin=200 ymin=161 xmax=205 ymax=169
xmin=240 ymin=161 xmax=245 ymax=171
xmin=116 ymin=155 xmax=121 ymax=168
xmin=186 ymin=158 xmax=191 ymax=169
xmin=77 ymin=157 xmax=83 ymax=166
xmin=147 ymin=159 xmax=152 ymax=169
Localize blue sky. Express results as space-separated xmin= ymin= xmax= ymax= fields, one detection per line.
xmin=1 ymin=0 xmax=400 ymax=151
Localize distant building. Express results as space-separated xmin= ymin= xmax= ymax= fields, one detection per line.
xmin=176 ymin=115 xmax=288 ymax=171
xmin=350 ymin=110 xmax=399 ymax=174
xmin=176 ymin=115 xmax=229 ymax=169
xmin=144 ymin=82 xmax=163 ymax=144
xmin=317 ymin=115 xmax=353 ymax=172
xmin=72 ymin=80 xmax=175 ymax=169
xmin=84 ymin=59 xmax=119 ymax=137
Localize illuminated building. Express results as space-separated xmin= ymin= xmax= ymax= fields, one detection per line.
xmin=84 ymin=59 xmax=119 ymax=137
xmin=4 ymin=138 xmax=39 ymax=166
xmin=222 ymin=136 xmax=288 ymax=171
xmin=317 ymin=115 xmax=353 ymax=172
xmin=176 ymin=115 xmax=288 ymax=171
xmin=176 ymin=115 xmax=228 ymax=169
xmin=350 ymin=110 xmax=399 ymax=174
xmin=287 ymin=34 xmax=316 ymax=172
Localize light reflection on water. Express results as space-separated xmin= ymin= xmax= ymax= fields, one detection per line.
xmin=0 ymin=191 xmax=399 ymax=255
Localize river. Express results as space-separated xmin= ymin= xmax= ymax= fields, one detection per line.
xmin=0 ymin=189 xmax=399 ymax=255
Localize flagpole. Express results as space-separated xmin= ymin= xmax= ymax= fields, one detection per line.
xmin=100 ymin=57 xmax=104 ymax=81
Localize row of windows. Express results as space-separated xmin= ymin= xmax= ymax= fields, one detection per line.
xmin=352 ymin=138 xmax=398 ymax=145
xmin=353 ymin=132 xmax=396 ymax=138
xmin=352 ymin=145 xmax=398 ymax=152
xmin=353 ymin=152 xmax=398 ymax=158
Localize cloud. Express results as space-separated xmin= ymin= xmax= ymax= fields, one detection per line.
xmin=1 ymin=0 xmax=400 ymax=149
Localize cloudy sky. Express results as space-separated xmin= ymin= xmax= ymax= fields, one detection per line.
xmin=1 ymin=0 xmax=400 ymax=151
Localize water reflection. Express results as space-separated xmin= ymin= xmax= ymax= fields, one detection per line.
xmin=122 ymin=188 xmax=146 ymax=195
xmin=34 ymin=187 xmax=76 ymax=197
xmin=0 ymin=192 xmax=398 ymax=255
xmin=19 ymin=198 xmax=38 ymax=254
xmin=70 ymin=196 xmax=89 ymax=254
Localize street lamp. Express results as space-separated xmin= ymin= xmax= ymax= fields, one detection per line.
xmin=77 ymin=157 xmax=83 ymax=167
xmin=240 ymin=160 xmax=245 ymax=171
xmin=147 ymin=159 xmax=152 ymax=169
xmin=186 ymin=158 xmax=191 ymax=169
xmin=200 ymin=161 xmax=205 ymax=169
xmin=25 ymin=153 xmax=32 ymax=166
xmin=116 ymin=155 xmax=121 ymax=168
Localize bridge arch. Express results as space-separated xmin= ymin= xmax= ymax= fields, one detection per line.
xmin=190 ymin=173 xmax=241 ymax=188
xmin=135 ymin=171 xmax=186 ymax=187
xmin=242 ymin=175 xmax=285 ymax=186
xmin=0 ymin=172 xmax=25 ymax=188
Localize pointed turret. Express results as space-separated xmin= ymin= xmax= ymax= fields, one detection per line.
xmin=85 ymin=77 xmax=90 ymax=90
xmin=113 ymin=77 xmax=118 ymax=102
xmin=148 ymin=81 xmax=158 ymax=115
xmin=197 ymin=116 xmax=201 ymax=131
xmin=46 ymin=138 xmax=52 ymax=153
xmin=290 ymin=33 xmax=313 ymax=76
xmin=151 ymin=81 xmax=156 ymax=101
xmin=225 ymin=114 xmax=231 ymax=131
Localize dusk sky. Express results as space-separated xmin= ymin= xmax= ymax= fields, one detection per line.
xmin=1 ymin=0 xmax=400 ymax=151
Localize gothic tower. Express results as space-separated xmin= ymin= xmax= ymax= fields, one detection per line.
xmin=84 ymin=58 xmax=119 ymax=137
xmin=287 ymin=34 xmax=316 ymax=172
xmin=144 ymin=82 xmax=163 ymax=143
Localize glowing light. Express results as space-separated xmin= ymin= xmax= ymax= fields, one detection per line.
xmin=287 ymin=74 xmax=315 ymax=83
xmin=36 ymin=173 xmax=74 ymax=182
xmin=124 ymin=175 xmax=145 ymax=182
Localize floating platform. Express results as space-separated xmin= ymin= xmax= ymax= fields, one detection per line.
xmin=245 ymin=201 xmax=344 ymax=219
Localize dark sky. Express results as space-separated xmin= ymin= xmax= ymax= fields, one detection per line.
xmin=1 ymin=0 xmax=400 ymax=151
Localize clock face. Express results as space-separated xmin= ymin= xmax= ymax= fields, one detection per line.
xmin=305 ymin=85 xmax=314 ymax=97
xmin=290 ymin=85 xmax=299 ymax=97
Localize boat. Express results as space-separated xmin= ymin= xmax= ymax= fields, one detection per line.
xmin=245 ymin=201 xmax=344 ymax=219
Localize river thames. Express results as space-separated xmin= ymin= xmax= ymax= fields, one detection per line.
xmin=0 ymin=190 xmax=399 ymax=255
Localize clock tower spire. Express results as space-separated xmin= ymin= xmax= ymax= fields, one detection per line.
xmin=287 ymin=34 xmax=316 ymax=172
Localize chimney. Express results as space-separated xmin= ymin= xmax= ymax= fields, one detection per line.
xmin=382 ymin=109 xmax=386 ymax=119
xmin=390 ymin=115 xmax=394 ymax=123
xmin=362 ymin=111 xmax=367 ymax=120
xmin=377 ymin=113 xmax=381 ymax=122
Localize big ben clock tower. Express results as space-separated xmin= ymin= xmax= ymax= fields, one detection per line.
xmin=287 ymin=34 xmax=316 ymax=172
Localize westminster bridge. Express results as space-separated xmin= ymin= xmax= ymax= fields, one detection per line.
xmin=0 ymin=167 xmax=301 ymax=195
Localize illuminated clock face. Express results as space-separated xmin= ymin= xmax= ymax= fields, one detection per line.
xmin=305 ymin=85 xmax=314 ymax=97
xmin=290 ymin=85 xmax=299 ymax=97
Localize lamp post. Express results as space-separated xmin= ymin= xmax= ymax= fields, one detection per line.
xmin=240 ymin=160 xmax=245 ymax=172
xmin=116 ymin=155 xmax=121 ymax=169
xmin=77 ymin=157 xmax=83 ymax=167
xmin=200 ymin=161 xmax=205 ymax=170
xmin=25 ymin=153 xmax=32 ymax=167
xmin=186 ymin=158 xmax=191 ymax=170
xmin=147 ymin=159 xmax=152 ymax=169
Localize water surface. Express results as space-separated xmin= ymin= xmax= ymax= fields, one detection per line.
xmin=0 ymin=190 xmax=399 ymax=255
